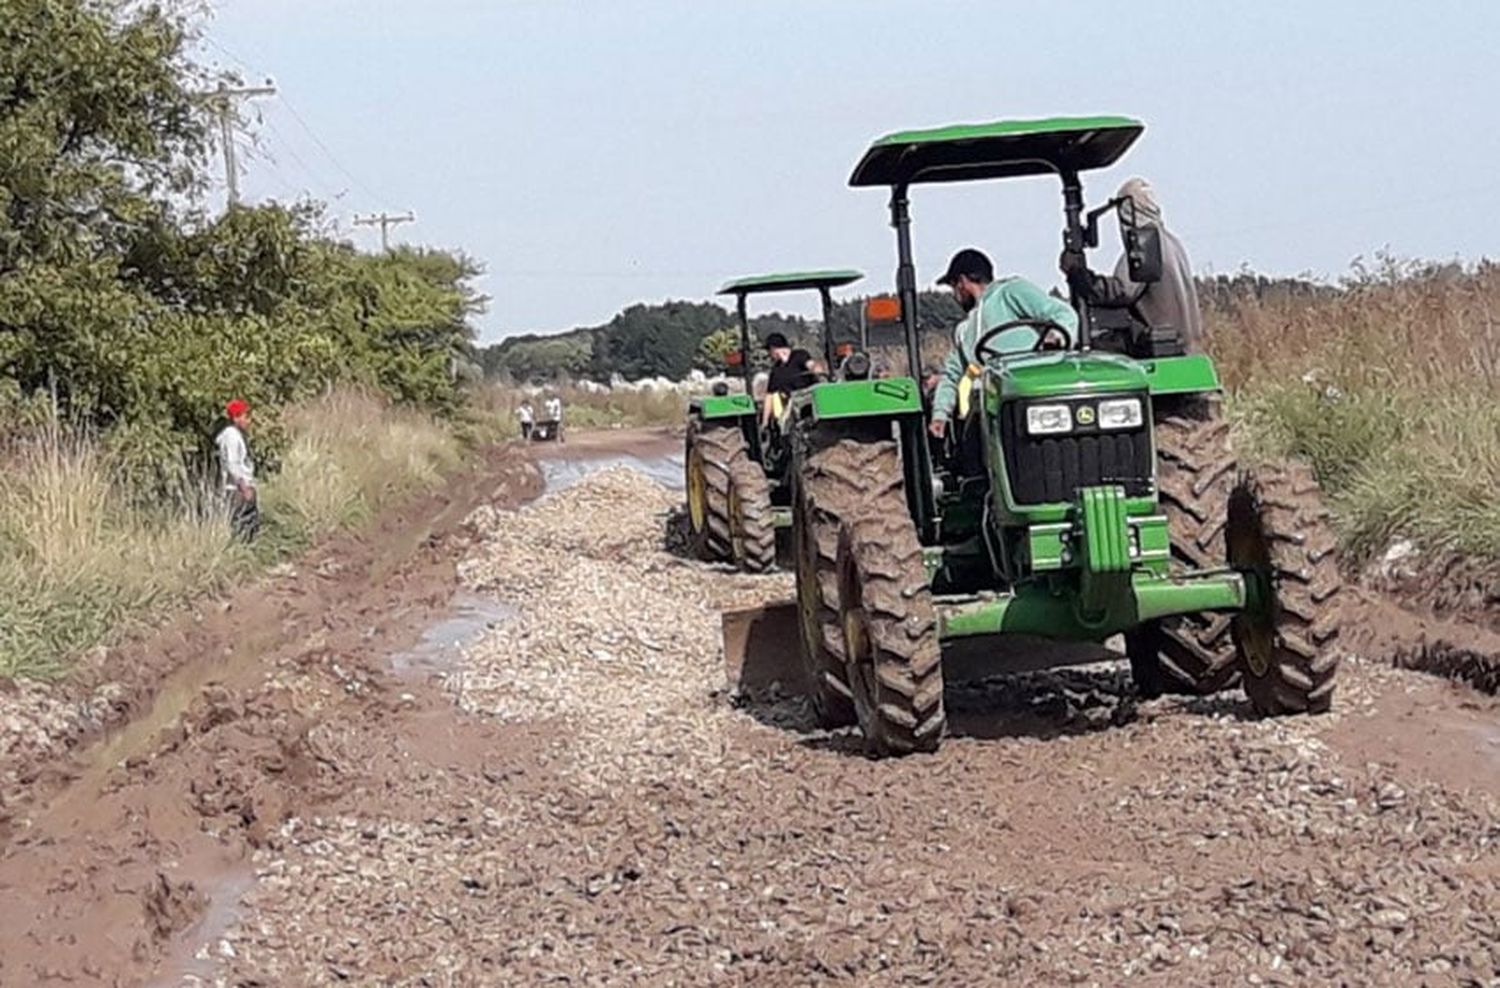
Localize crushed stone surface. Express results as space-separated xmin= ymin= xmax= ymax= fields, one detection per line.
xmin=87 ymin=463 xmax=1487 ymax=987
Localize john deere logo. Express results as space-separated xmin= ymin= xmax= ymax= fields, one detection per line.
xmin=1076 ymin=405 xmax=1096 ymax=426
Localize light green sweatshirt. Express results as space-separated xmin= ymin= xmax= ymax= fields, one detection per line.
xmin=931 ymin=277 xmax=1080 ymax=423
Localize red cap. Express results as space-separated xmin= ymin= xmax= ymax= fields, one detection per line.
xmin=225 ymin=398 xmax=250 ymax=419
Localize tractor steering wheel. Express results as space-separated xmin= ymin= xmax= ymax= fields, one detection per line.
xmin=974 ymin=318 xmax=1074 ymax=361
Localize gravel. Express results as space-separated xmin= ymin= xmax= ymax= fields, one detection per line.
xmin=201 ymin=465 xmax=1500 ymax=986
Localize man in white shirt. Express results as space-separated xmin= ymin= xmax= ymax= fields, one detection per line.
xmin=544 ymin=394 xmax=564 ymax=443
xmin=215 ymin=398 xmax=259 ymax=541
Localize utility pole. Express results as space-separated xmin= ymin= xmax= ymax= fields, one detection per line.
xmin=209 ymin=82 xmax=276 ymax=208
xmin=353 ymin=211 xmax=417 ymax=251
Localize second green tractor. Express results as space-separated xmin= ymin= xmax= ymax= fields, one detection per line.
xmin=684 ymin=269 xmax=903 ymax=574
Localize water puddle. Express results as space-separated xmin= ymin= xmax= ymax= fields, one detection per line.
xmin=389 ymin=592 xmax=518 ymax=678
xmin=150 ymin=865 xmax=258 ymax=987
xmin=541 ymin=452 xmax=684 ymax=492
xmin=1470 ymin=722 xmax=1500 ymax=771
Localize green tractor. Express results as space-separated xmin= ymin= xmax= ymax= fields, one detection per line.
xmin=685 ymin=268 xmax=896 ymax=573
xmin=781 ymin=116 xmax=1343 ymax=755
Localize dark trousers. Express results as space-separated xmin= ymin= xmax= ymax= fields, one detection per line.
xmin=521 ymin=422 xmax=533 ymax=440
xmin=230 ymin=490 xmax=260 ymax=542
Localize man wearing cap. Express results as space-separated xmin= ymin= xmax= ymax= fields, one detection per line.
xmin=929 ymin=248 xmax=1078 ymax=439
xmin=761 ymin=332 xmax=820 ymax=429
xmin=215 ymin=398 xmax=259 ymax=541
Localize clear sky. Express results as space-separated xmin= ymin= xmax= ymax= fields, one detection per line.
xmin=204 ymin=0 xmax=1500 ymax=343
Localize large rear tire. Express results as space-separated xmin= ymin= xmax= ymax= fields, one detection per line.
xmin=1228 ymin=463 xmax=1342 ymax=715
xmin=1131 ymin=409 xmax=1240 ymax=696
xmin=792 ymin=438 xmax=902 ymax=728
xmin=685 ymin=425 xmax=774 ymax=573
xmin=837 ymin=509 xmax=945 ymax=757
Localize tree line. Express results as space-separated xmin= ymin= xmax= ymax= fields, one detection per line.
xmin=480 ymin=291 xmax=969 ymax=383
xmin=481 ymin=269 xmax=1358 ymax=384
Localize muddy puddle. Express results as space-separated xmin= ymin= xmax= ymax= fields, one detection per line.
xmin=151 ymin=867 xmax=257 ymax=988
xmin=389 ymin=593 xmax=519 ymax=678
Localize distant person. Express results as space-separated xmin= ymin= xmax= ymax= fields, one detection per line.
xmin=517 ymin=399 xmax=535 ymax=440
xmin=215 ymin=398 xmax=259 ymax=541
xmin=761 ymin=332 xmax=820 ymax=429
xmin=544 ymin=393 xmax=564 ymax=443
xmin=929 ymin=248 xmax=1078 ymax=439
xmin=1060 ymin=177 xmax=1204 ymax=353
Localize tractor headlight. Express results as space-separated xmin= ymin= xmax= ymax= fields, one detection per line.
xmin=1026 ymin=404 xmax=1073 ymax=435
xmin=1096 ymin=397 xmax=1144 ymax=431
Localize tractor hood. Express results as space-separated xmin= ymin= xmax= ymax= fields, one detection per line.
xmin=987 ymin=351 xmax=1148 ymax=402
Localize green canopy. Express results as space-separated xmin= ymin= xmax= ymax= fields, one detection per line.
xmin=717 ymin=269 xmax=864 ymax=296
xmin=849 ymin=115 xmax=1143 ymax=187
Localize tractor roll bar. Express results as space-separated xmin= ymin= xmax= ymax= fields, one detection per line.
xmin=889 ymin=182 xmax=937 ymax=542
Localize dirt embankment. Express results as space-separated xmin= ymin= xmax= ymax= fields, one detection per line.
xmin=1 ymin=424 xmax=1497 ymax=986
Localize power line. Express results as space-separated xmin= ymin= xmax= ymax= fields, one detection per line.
xmin=261 ymin=115 xmax=347 ymax=202
xmin=198 ymin=33 xmax=391 ymax=210
xmin=277 ymin=92 xmax=395 ymax=210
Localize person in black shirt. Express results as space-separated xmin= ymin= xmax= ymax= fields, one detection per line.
xmin=761 ymin=332 xmax=820 ymax=428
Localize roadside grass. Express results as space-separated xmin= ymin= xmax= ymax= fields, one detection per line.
xmin=1211 ymin=259 xmax=1500 ymax=566
xmin=0 ymin=390 xmax=462 ymax=680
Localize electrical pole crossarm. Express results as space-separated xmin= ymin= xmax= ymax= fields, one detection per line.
xmin=353 ymin=211 xmax=417 ymax=252
xmin=205 ymin=82 xmax=276 ymax=208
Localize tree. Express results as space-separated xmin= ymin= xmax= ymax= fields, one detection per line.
xmin=696 ymin=327 xmax=741 ymax=372
xmin=0 ymin=0 xmax=484 ymax=473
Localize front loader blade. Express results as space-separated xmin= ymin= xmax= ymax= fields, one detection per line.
xmin=720 ymin=601 xmax=807 ymax=695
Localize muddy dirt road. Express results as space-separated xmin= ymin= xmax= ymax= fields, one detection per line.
xmin=2 ymin=429 xmax=1498 ymax=986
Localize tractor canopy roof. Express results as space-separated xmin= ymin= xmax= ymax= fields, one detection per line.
xmin=849 ymin=115 xmax=1143 ymax=187
xmin=716 ymin=269 xmax=864 ymax=296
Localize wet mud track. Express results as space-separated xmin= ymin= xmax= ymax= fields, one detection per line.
xmin=1 ymin=427 xmax=1498 ymax=986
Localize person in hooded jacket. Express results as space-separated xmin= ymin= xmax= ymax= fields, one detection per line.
xmin=1060 ymin=177 xmax=1204 ymax=354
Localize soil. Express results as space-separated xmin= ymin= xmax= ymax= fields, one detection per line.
xmin=0 ymin=424 xmax=1496 ymax=986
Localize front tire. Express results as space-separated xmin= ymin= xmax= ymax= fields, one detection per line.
xmin=792 ymin=438 xmax=902 ymax=728
xmin=1228 ymin=463 xmax=1342 ymax=715
xmin=836 ymin=492 xmax=944 ymax=757
xmin=1132 ymin=408 xmax=1240 ymax=696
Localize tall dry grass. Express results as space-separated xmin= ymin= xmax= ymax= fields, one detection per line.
xmin=0 ymin=390 xmax=462 ymax=679
xmin=264 ymin=391 xmax=462 ymax=539
xmin=1208 ymin=259 xmax=1500 ymax=563
xmin=0 ymin=428 xmax=243 ymax=678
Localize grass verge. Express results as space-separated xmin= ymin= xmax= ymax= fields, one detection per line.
xmin=0 ymin=390 xmax=462 ymax=680
xmin=1211 ymin=259 xmax=1500 ymax=567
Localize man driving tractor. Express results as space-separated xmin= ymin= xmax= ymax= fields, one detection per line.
xmin=760 ymin=331 xmax=822 ymax=429
xmin=928 ymin=248 xmax=1078 ymax=438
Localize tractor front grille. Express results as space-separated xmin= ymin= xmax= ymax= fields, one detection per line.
xmin=999 ymin=400 xmax=1153 ymax=505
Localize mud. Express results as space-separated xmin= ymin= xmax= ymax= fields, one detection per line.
xmin=0 ymin=438 xmax=548 ymax=987
xmin=1 ymin=425 xmax=1497 ymax=986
